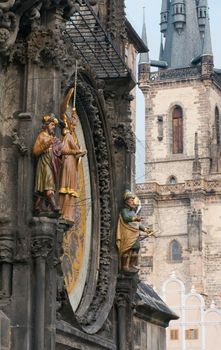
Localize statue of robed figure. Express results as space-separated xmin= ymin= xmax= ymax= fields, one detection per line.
xmin=117 ymin=190 xmax=153 ymax=273
xmin=59 ymin=88 xmax=86 ymax=224
xmin=33 ymin=114 xmax=63 ymax=214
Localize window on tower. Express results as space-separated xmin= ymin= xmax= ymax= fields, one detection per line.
xmin=215 ymin=106 xmax=220 ymax=146
xmin=168 ymin=175 xmax=177 ymax=185
xmin=169 ymin=240 xmax=182 ymax=262
xmin=172 ymin=105 xmax=183 ymax=154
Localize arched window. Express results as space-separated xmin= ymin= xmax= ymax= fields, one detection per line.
xmin=215 ymin=107 xmax=220 ymax=146
xmin=172 ymin=105 xmax=183 ymax=154
xmin=170 ymin=240 xmax=182 ymax=262
xmin=168 ymin=175 xmax=177 ymax=185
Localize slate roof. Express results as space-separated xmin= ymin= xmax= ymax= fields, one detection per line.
xmin=135 ymin=282 xmax=179 ymax=327
xmin=160 ymin=0 xmax=213 ymax=68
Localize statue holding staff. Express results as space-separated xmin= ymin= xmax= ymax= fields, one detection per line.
xmin=117 ymin=190 xmax=153 ymax=273
xmin=59 ymin=88 xmax=86 ymax=224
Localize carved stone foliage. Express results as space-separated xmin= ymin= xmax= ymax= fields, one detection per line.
xmin=112 ymin=122 xmax=136 ymax=153
xmin=11 ymin=129 xmax=28 ymax=155
xmin=78 ymin=80 xmax=114 ymax=330
xmin=0 ymin=0 xmax=18 ymax=54
xmin=108 ymin=0 xmax=126 ymax=40
xmin=0 ymin=217 xmax=15 ymax=263
xmin=30 ymin=217 xmax=56 ymax=259
xmin=10 ymin=28 xmax=78 ymax=70
xmin=0 ymin=0 xmax=81 ymax=57
xmin=31 ymin=238 xmax=53 ymax=259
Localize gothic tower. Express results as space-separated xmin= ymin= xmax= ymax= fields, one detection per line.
xmin=137 ymin=1 xmax=221 ymax=348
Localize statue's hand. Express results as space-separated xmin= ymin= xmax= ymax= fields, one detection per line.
xmin=76 ymin=149 xmax=87 ymax=158
xmin=144 ymin=227 xmax=154 ymax=236
xmin=133 ymin=215 xmax=141 ymax=222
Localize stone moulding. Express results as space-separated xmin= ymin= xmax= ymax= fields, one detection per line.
xmin=136 ymin=179 xmax=221 ymax=196
xmin=59 ymin=76 xmax=118 ymax=335
xmin=150 ymin=66 xmax=201 ymax=82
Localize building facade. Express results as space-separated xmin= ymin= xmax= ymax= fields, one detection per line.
xmin=137 ymin=0 xmax=221 ymax=349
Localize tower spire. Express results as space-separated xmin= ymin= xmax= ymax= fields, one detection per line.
xmin=159 ymin=34 xmax=164 ymax=60
xmin=162 ymin=0 xmax=202 ymax=68
xmin=139 ymin=7 xmax=149 ymax=64
xmin=197 ymin=0 xmax=208 ymax=38
xmin=202 ymin=12 xmax=213 ymax=57
xmin=160 ymin=0 xmax=170 ymax=36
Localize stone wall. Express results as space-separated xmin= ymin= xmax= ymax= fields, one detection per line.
xmin=137 ymin=70 xmax=221 ymax=315
xmin=143 ymin=78 xmax=221 ymax=183
xmin=134 ymin=317 xmax=166 ymax=350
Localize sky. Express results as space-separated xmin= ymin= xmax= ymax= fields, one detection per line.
xmin=125 ymin=0 xmax=221 ymax=183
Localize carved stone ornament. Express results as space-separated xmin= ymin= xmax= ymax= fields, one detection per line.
xmin=112 ymin=122 xmax=136 ymax=153
xmin=11 ymin=129 xmax=28 ymax=155
xmin=31 ymin=238 xmax=53 ymax=259
xmin=0 ymin=0 xmax=82 ymax=57
xmin=30 ymin=217 xmax=56 ymax=259
xmin=10 ymin=27 xmax=78 ymax=70
xmin=59 ymin=76 xmax=117 ymax=334
xmin=0 ymin=243 xmax=14 ymax=263
xmin=108 ymin=0 xmax=126 ymax=40
xmin=0 ymin=0 xmax=19 ymax=54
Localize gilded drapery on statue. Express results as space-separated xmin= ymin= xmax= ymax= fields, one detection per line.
xmin=117 ymin=190 xmax=153 ymax=272
xmin=33 ymin=114 xmax=63 ymax=214
xmin=33 ymin=88 xmax=86 ymax=222
xmin=59 ymin=88 xmax=87 ymax=223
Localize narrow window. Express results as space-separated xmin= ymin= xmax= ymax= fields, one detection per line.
xmin=185 ymin=329 xmax=199 ymax=340
xmin=169 ymin=175 xmax=177 ymax=185
xmin=215 ymin=107 xmax=220 ymax=146
xmin=170 ymin=240 xmax=182 ymax=261
xmin=172 ymin=106 xmax=183 ymax=154
xmin=170 ymin=329 xmax=179 ymax=340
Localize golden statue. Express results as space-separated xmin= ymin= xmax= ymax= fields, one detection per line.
xmin=59 ymin=88 xmax=86 ymax=224
xmin=33 ymin=114 xmax=63 ymax=214
xmin=117 ymin=191 xmax=153 ymax=273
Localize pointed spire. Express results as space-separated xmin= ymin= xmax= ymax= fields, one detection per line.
xmin=160 ymin=0 xmax=170 ymax=35
xmin=161 ymin=0 xmax=169 ymax=13
xmin=139 ymin=7 xmax=149 ymax=64
xmin=159 ymin=34 xmax=164 ymax=60
xmin=202 ymin=13 xmax=213 ymax=57
xmin=162 ymin=0 xmax=202 ymax=68
xmin=197 ymin=0 xmax=208 ymax=38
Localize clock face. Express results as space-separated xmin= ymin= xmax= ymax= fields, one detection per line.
xmin=61 ymin=118 xmax=92 ymax=312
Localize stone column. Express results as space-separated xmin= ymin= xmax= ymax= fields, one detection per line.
xmin=116 ymin=273 xmax=139 ymax=350
xmin=116 ymin=294 xmax=127 ymax=350
xmin=0 ymin=217 xmax=15 ymax=298
xmin=31 ymin=217 xmax=57 ymax=350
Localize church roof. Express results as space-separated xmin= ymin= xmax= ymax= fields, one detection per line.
xmin=139 ymin=8 xmax=150 ymax=64
xmin=160 ymin=0 xmax=213 ymax=68
xmin=202 ymin=14 xmax=213 ymax=57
